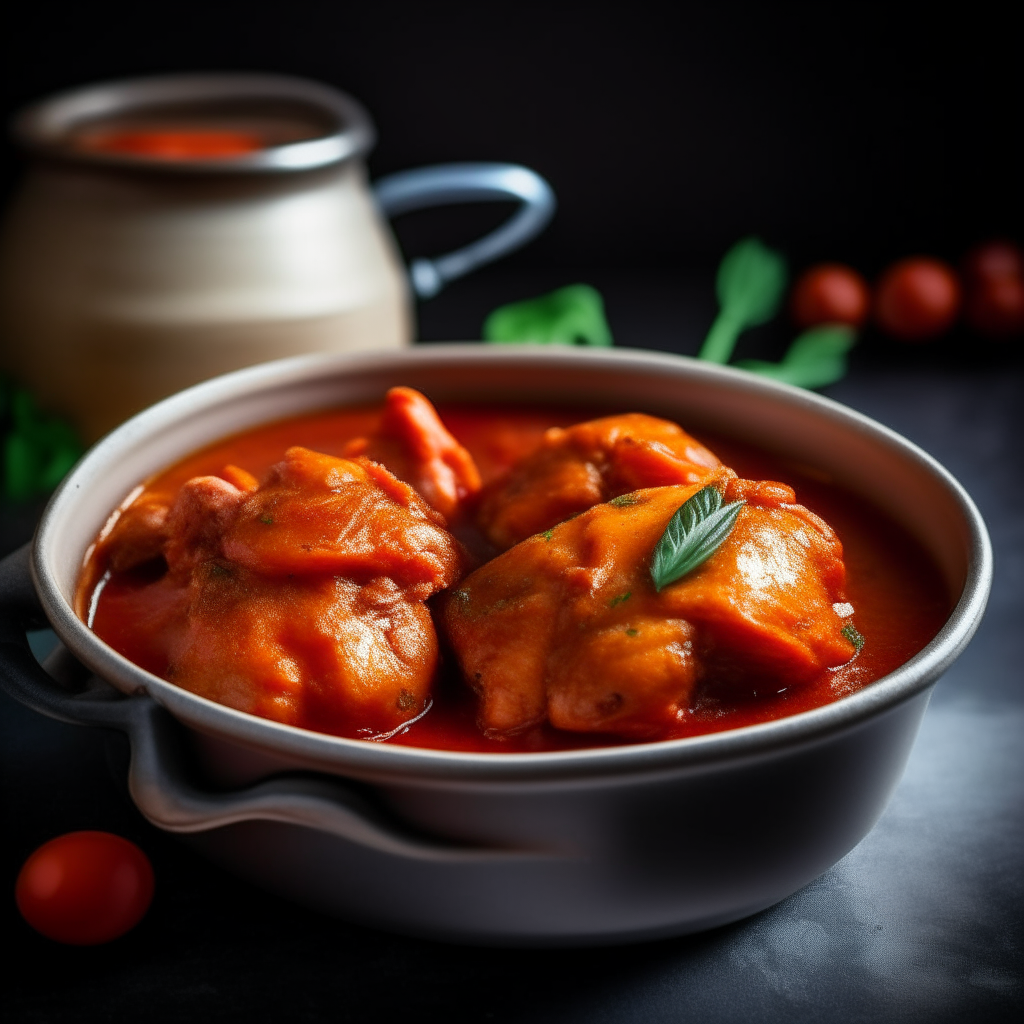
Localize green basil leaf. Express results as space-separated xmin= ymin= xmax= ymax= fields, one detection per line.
xmin=2 ymin=379 xmax=84 ymax=499
xmin=650 ymin=485 xmax=745 ymax=592
xmin=4 ymin=433 xmax=39 ymax=501
xmin=699 ymin=238 xmax=787 ymax=364
xmin=736 ymin=324 xmax=856 ymax=389
xmin=483 ymin=284 xmax=613 ymax=347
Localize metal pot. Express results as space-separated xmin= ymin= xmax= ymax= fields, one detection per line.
xmin=0 ymin=74 xmax=554 ymax=439
xmin=0 ymin=347 xmax=991 ymax=945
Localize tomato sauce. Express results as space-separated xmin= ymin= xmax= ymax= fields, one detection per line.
xmin=78 ymin=128 xmax=265 ymax=160
xmin=79 ymin=405 xmax=951 ymax=753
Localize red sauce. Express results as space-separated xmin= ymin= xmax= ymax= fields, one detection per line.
xmin=78 ymin=128 xmax=264 ymax=160
xmin=79 ymin=405 xmax=951 ymax=753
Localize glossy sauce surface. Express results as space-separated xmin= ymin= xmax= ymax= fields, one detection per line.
xmin=78 ymin=128 xmax=265 ymax=159
xmin=79 ymin=405 xmax=951 ymax=752
xmin=72 ymin=110 xmax=325 ymax=161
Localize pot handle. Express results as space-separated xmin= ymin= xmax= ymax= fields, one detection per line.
xmin=0 ymin=544 xmax=138 ymax=731
xmin=0 ymin=545 xmax=542 ymax=862
xmin=373 ymin=162 xmax=555 ymax=299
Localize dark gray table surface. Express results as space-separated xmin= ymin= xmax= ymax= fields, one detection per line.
xmin=2 ymin=270 xmax=1021 ymax=1022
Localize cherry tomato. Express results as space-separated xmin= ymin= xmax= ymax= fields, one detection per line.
xmin=791 ymin=263 xmax=871 ymax=328
xmin=16 ymin=831 xmax=154 ymax=945
xmin=962 ymin=240 xmax=1024 ymax=286
xmin=962 ymin=241 xmax=1024 ymax=338
xmin=965 ymin=276 xmax=1024 ymax=337
xmin=874 ymin=257 xmax=961 ymax=341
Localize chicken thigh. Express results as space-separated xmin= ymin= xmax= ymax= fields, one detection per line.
xmin=476 ymin=413 xmax=725 ymax=550
xmin=445 ymin=476 xmax=857 ymax=738
xmin=99 ymin=447 xmax=465 ymax=734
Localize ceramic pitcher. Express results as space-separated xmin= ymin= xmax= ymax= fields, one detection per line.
xmin=0 ymin=73 xmax=554 ymax=440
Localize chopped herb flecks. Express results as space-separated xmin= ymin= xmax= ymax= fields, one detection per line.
xmin=609 ymin=494 xmax=640 ymax=507
xmin=609 ymin=592 xmax=632 ymax=608
xmin=841 ymin=624 xmax=865 ymax=651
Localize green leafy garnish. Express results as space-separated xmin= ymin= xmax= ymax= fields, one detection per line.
xmin=1 ymin=378 xmax=84 ymax=500
xmin=625 ymin=628 xmax=639 ymax=637
xmin=609 ymin=592 xmax=632 ymax=608
xmin=841 ymin=624 xmax=865 ymax=651
xmin=736 ymin=325 xmax=856 ymax=389
xmin=609 ymin=494 xmax=639 ymax=507
xmin=483 ymin=284 xmax=613 ymax=347
xmin=650 ymin=485 xmax=745 ymax=592
xmin=542 ymin=529 xmax=554 ymax=541
xmin=698 ymin=238 xmax=787 ymax=364
xmin=259 ymin=514 xmax=274 ymax=525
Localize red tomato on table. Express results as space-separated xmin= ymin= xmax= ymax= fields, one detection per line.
xmin=962 ymin=241 xmax=1024 ymax=338
xmin=874 ymin=257 xmax=961 ymax=341
xmin=15 ymin=831 xmax=154 ymax=945
xmin=791 ymin=264 xmax=871 ymax=328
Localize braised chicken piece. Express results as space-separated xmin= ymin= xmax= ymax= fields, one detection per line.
xmin=97 ymin=463 xmax=258 ymax=573
xmin=98 ymin=493 xmax=172 ymax=572
xmin=343 ymin=386 xmax=482 ymax=522
xmin=476 ymin=413 xmax=725 ymax=550
xmin=444 ymin=476 xmax=858 ymax=739
xmin=222 ymin=447 xmax=462 ymax=591
xmin=166 ymin=567 xmax=442 ymax=733
xmin=99 ymin=447 xmax=464 ymax=734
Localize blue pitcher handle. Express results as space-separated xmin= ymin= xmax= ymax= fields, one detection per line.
xmin=373 ymin=163 xmax=555 ymax=298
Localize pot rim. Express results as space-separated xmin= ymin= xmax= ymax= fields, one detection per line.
xmin=11 ymin=72 xmax=375 ymax=175
xmin=31 ymin=346 xmax=992 ymax=782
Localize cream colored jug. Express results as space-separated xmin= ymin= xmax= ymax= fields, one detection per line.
xmin=0 ymin=74 xmax=554 ymax=440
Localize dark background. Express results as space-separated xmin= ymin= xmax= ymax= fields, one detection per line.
xmin=1 ymin=4 xmax=1022 ymax=1022
xmin=3 ymin=1 xmax=1021 ymax=275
